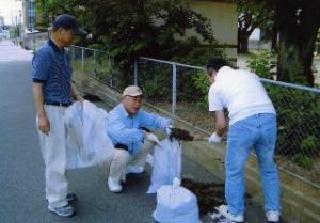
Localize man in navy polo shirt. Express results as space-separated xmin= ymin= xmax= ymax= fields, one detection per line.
xmin=32 ymin=14 xmax=86 ymax=217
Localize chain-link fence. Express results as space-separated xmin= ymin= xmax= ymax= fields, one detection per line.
xmin=66 ymin=46 xmax=320 ymax=186
xmin=69 ymin=46 xmax=121 ymax=90
xmin=136 ymin=57 xmax=212 ymax=132
xmin=134 ymin=57 xmax=320 ymax=186
xmin=261 ymin=79 xmax=320 ymax=185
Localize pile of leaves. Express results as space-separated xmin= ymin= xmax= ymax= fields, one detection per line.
xmin=170 ymin=128 xmax=194 ymax=141
xmin=82 ymin=93 xmax=102 ymax=101
xmin=181 ymin=178 xmax=252 ymax=216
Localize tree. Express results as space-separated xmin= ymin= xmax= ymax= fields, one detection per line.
xmin=78 ymin=0 xmax=214 ymax=63
xmin=238 ymin=0 xmax=320 ymax=86
xmin=237 ymin=0 xmax=274 ymax=53
xmin=38 ymin=0 xmax=215 ymax=63
xmin=276 ymin=0 xmax=320 ymax=86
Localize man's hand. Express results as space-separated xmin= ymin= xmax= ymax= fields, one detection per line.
xmin=75 ymin=95 xmax=85 ymax=104
xmin=208 ymin=132 xmax=221 ymax=144
xmin=38 ymin=114 xmax=50 ymax=136
xmin=144 ymin=132 xmax=160 ymax=144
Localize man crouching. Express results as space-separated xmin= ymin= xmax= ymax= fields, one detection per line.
xmin=106 ymin=85 xmax=172 ymax=192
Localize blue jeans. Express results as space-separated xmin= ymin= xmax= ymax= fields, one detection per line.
xmin=225 ymin=113 xmax=280 ymax=216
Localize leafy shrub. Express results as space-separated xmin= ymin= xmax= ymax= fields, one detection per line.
xmin=264 ymin=83 xmax=320 ymax=168
xmin=246 ymin=51 xmax=275 ymax=79
xmin=192 ymin=71 xmax=209 ymax=109
xmin=293 ymin=154 xmax=314 ymax=169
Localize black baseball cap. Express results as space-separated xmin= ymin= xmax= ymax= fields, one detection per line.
xmin=52 ymin=14 xmax=87 ymax=36
xmin=207 ymin=58 xmax=228 ymax=71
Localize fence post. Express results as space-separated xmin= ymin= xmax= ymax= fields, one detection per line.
xmin=81 ymin=47 xmax=84 ymax=72
xmin=109 ymin=55 xmax=113 ymax=87
xmin=172 ymin=63 xmax=177 ymax=116
xmin=93 ymin=50 xmax=96 ymax=66
xmin=134 ymin=59 xmax=138 ymax=85
xmin=93 ymin=50 xmax=96 ymax=78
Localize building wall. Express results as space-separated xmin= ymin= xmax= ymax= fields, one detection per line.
xmin=21 ymin=0 xmax=36 ymax=32
xmin=189 ymin=0 xmax=238 ymax=59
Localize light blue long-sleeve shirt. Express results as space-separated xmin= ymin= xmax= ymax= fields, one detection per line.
xmin=107 ymin=104 xmax=171 ymax=154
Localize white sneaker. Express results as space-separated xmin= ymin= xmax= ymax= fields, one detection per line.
xmin=48 ymin=204 xmax=75 ymax=217
xmin=107 ymin=177 xmax=122 ymax=193
xmin=126 ymin=165 xmax=144 ymax=174
xmin=210 ymin=205 xmax=243 ymax=223
xmin=266 ymin=210 xmax=280 ymax=222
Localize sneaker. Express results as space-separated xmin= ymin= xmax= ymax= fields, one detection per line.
xmin=266 ymin=210 xmax=280 ymax=222
xmin=126 ymin=165 xmax=144 ymax=174
xmin=210 ymin=205 xmax=243 ymax=223
xmin=48 ymin=204 xmax=75 ymax=217
xmin=66 ymin=192 xmax=77 ymax=202
xmin=107 ymin=177 xmax=122 ymax=192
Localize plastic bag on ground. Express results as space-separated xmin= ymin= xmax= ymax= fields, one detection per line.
xmin=64 ymin=100 xmax=114 ymax=169
xmin=147 ymin=138 xmax=181 ymax=193
xmin=153 ymin=177 xmax=199 ymax=223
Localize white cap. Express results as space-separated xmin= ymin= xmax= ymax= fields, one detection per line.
xmin=122 ymin=85 xmax=143 ymax=97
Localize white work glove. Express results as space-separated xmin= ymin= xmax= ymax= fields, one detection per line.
xmin=165 ymin=125 xmax=173 ymax=137
xmin=208 ymin=132 xmax=222 ymax=144
xmin=144 ymin=131 xmax=160 ymax=144
xmin=146 ymin=154 xmax=155 ymax=167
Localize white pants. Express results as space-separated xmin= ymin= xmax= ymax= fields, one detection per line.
xmin=36 ymin=105 xmax=68 ymax=208
xmin=108 ymin=141 xmax=154 ymax=181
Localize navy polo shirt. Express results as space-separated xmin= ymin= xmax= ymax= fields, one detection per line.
xmin=32 ymin=39 xmax=73 ymax=105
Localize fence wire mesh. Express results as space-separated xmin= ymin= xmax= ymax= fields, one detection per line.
xmin=136 ymin=57 xmax=320 ymax=186
xmin=69 ymin=46 xmax=123 ymax=90
xmin=261 ymin=80 xmax=320 ymax=183
xmin=175 ymin=66 xmax=213 ymax=132
xmin=137 ymin=59 xmax=173 ymax=113
xmin=67 ymin=46 xmax=320 ymax=186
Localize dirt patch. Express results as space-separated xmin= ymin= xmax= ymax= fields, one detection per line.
xmin=181 ymin=178 xmax=253 ymax=217
xmin=170 ymin=128 xmax=194 ymax=141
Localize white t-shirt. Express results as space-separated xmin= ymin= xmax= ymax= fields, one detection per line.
xmin=208 ymin=66 xmax=275 ymax=125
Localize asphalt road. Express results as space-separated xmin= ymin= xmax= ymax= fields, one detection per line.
xmin=0 ymin=40 xmax=271 ymax=223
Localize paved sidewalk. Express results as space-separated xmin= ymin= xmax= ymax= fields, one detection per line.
xmin=0 ymin=40 xmax=33 ymax=61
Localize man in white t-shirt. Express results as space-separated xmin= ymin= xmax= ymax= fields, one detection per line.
xmin=206 ymin=58 xmax=280 ymax=223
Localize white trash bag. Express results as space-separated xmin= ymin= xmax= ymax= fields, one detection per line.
xmin=147 ymin=138 xmax=181 ymax=193
xmin=153 ymin=178 xmax=199 ymax=223
xmin=64 ymin=100 xmax=114 ymax=169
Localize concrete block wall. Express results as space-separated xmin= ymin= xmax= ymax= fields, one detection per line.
xmin=74 ymin=72 xmax=320 ymax=223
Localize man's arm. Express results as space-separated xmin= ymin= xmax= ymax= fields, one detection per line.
xmin=139 ymin=111 xmax=172 ymax=130
xmin=215 ymin=110 xmax=226 ymax=137
xmin=32 ymin=83 xmax=50 ymax=135
xmin=208 ymin=110 xmax=226 ymax=144
xmin=71 ymin=83 xmax=84 ymax=102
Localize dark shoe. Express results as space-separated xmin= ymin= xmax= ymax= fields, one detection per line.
xmin=66 ymin=192 xmax=77 ymax=202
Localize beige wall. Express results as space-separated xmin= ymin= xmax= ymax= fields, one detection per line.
xmin=190 ymin=1 xmax=237 ymax=45
xmin=188 ymin=1 xmax=238 ymax=59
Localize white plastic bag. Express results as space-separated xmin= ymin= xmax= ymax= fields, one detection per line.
xmin=153 ymin=178 xmax=199 ymax=223
xmin=64 ymin=100 xmax=114 ymax=169
xmin=147 ymin=138 xmax=181 ymax=193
